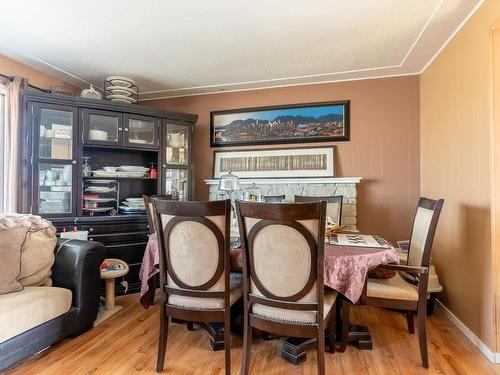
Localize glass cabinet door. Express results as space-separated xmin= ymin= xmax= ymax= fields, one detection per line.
xmin=124 ymin=114 xmax=159 ymax=149
xmin=82 ymin=109 xmax=122 ymax=146
xmin=38 ymin=163 xmax=73 ymax=215
xmin=163 ymin=168 xmax=190 ymax=201
xmin=164 ymin=123 xmax=190 ymax=165
xmin=32 ymin=103 xmax=77 ymax=217
xmin=39 ymin=108 xmax=73 ymax=160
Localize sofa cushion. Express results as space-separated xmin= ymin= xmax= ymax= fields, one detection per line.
xmin=0 ymin=286 xmax=72 ymax=344
xmin=19 ymin=226 xmax=57 ymax=287
xmin=0 ymin=226 xmax=29 ymax=295
xmin=0 ymin=214 xmax=57 ymax=287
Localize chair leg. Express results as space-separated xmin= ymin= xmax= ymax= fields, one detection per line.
xmin=241 ymin=312 xmax=252 ymax=375
xmin=224 ymin=311 xmax=231 ymax=375
xmin=406 ymin=311 xmax=415 ymax=334
xmin=317 ymin=326 xmax=325 ymax=375
xmin=187 ymin=321 xmax=194 ymax=331
xmin=327 ymin=312 xmax=335 ymax=353
xmin=156 ymin=304 xmax=169 ymax=372
xmin=339 ymin=299 xmax=350 ymax=353
xmin=417 ymin=304 xmax=429 ymax=368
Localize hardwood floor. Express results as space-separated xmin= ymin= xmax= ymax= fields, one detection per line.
xmin=5 ymin=294 xmax=500 ymax=375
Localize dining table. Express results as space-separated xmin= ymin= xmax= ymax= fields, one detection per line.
xmin=139 ymin=232 xmax=399 ymax=364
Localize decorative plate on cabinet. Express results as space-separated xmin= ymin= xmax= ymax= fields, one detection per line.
xmin=105 ymin=94 xmax=137 ymax=103
xmin=105 ymin=76 xmax=137 ymax=88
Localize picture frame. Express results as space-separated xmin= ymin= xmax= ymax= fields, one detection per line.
xmin=210 ymin=100 xmax=349 ymax=147
xmin=213 ymin=146 xmax=336 ymax=179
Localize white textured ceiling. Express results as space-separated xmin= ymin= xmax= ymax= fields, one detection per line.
xmin=0 ymin=0 xmax=484 ymax=99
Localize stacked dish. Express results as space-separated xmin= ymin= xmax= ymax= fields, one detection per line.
xmin=92 ymin=165 xmax=150 ymax=178
xmin=104 ymin=76 xmax=138 ymax=104
xmin=120 ymin=197 xmax=146 ymax=214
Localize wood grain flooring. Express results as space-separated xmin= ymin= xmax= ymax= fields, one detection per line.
xmin=4 ymin=294 xmax=500 ymax=375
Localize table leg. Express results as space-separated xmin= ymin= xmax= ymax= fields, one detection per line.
xmin=170 ymin=299 xmax=243 ymax=352
xmin=105 ymin=278 xmax=115 ymax=311
xmin=171 ymin=321 xmax=225 ymax=351
xmin=281 ymin=300 xmax=372 ymax=365
xmin=202 ymin=323 xmax=225 ymax=351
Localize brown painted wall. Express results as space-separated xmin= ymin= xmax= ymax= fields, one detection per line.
xmin=494 ymin=21 xmax=500 ymax=354
xmin=144 ymin=76 xmax=420 ymax=243
xmin=0 ymin=54 xmax=79 ymax=92
xmin=420 ymin=0 xmax=500 ymax=350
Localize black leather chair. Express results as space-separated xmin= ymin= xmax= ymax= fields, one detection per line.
xmin=0 ymin=239 xmax=105 ymax=371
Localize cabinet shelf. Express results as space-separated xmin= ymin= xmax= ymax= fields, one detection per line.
xmin=84 ymin=176 xmax=157 ymax=181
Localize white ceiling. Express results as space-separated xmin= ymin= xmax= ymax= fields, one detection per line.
xmin=0 ymin=0 xmax=484 ymax=99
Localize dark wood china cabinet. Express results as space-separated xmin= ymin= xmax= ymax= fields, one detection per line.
xmin=22 ymin=90 xmax=197 ymax=295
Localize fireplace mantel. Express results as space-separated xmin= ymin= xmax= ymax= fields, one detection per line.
xmin=205 ymin=177 xmax=362 ymax=230
xmin=204 ymin=177 xmax=362 ymax=185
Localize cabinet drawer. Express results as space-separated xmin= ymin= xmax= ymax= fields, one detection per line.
xmin=81 ymin=223 xmax=149 ymax=235
xmin=89 ymin=231 xmax=149 ymax=244
xmin=105 ymin=242 xmax=147 ymax=264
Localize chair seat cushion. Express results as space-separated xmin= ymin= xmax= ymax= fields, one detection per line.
xmin=252 ymin=289 xmax=337 ymax=324
xmin=0 ymin=286 xmax=72 ymax=344
xmin=367 ymin=272 xmax=419 ymax=301
xmin=168 ymin=272 xmax=243 ymax=310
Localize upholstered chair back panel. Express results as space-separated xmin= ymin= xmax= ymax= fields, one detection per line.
xmin=245 ymin=217 xmax=319 ymax=302
xmin=161 ymin=214 xmax=226 ymax=291
xmin=325 ymin=203 xmax=341 ymax=226
xmin=408 ymin=207 xmax=434 ymax=267
xmin=148 ymin=202 xmax=154 ymax=219
xmin=294 ymin=195 xmax=343 ymax=226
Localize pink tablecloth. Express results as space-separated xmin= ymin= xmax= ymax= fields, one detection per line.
xmin=323 ymin=244 xmax=398 ymax=303
xmin=139 ymin=235 xmax=399 ymax=308
xmin=139 ymin=233 xmax=160 ymax=309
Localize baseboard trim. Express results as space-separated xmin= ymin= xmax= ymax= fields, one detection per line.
xmin=435 ymin=299 xmax=499 ymax=363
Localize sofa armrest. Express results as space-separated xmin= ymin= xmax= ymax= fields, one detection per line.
xmin=52 ymin=239 xmax=106 ymax=335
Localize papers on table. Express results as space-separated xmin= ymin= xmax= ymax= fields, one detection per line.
xmin=329 ymin=234 xmax=391 ymax=248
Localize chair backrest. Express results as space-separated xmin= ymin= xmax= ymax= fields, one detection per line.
xmin=407 ymin=197 xmax=444 ymax=268
xmin=152 ymin=199 xmax=231 ymax=304
xmin=294 ymin=195 xmax=343 ymax=226
xmin=143 ymin=195 xmax=155 ymax=234
xmin=144 ymin=195 xmax=173 ymax=234
xmin=263 ymin=195 xmax=286 ymax=203
xmin=236 ymin=201 xmax=327 ymax=320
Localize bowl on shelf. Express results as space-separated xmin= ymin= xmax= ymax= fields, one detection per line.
xmin=89 ymin=129 xmax=108 ymax=141
xmin=103 ymin=166 xmax=118 ymax=172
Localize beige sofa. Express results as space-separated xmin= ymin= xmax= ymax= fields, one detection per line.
xmin=0 ymin=215 xmax=105 ymax=371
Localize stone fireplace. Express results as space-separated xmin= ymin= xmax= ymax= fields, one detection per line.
xmin=205 ymin=177 xmax=362 ymax=231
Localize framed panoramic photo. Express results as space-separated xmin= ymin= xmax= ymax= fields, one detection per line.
xmin=210 ymin=100 xmax=349 ymax=147
xmin=213 ymin=146 xmax=335 ymax=179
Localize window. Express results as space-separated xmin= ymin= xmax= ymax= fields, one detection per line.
xmin=0 ymin=85 xmax=6 ymax=213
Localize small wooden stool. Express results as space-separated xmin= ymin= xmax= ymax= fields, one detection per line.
xmin=94 ymin=258 xmax=129 ymax=326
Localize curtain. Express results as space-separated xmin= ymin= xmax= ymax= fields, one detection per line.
xmin=1 ymin=76 xmax=28 ymax=213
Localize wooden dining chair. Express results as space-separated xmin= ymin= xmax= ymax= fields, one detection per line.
xmin=236 ymin=201 xmax=337 ymax=375
xmin=143 ymin=195 xmax=173 ymax=235
xmin=366 ymin=197 xmax=444 ymax=368
xmin=143 ymin=195 xmax=156 ymax=235
xmin=152 ymin=199 xmax=243 ymax=374
xmin=294 ymin=195 xmax=343 ymax=226
xmin=263 ymin=195 xmax=286 ymax=203
xmin=144 ymin=195 xmax=196 ymax=330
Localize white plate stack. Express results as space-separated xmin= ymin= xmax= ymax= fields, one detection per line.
xmin=104 ymin=76 xmax=138 ymax=104
xmin=120 ymin=198 xmax=146 ymax=213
